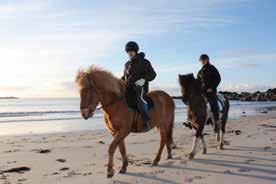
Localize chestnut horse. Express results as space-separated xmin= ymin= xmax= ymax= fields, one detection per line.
xmin=76 ymin=65 xmax=175 ymax=178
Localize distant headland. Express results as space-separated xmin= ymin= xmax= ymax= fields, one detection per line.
xmin=172 ymin=88 xmax=276 ymax=102
xmin=0 ymin=97 xmax=19 ymax=99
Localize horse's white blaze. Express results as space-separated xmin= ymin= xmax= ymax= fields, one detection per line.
xmin=191 ymin=136 xmax=199 ymax=154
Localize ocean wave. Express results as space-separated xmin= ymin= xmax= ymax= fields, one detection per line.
xmin=0 ymin=110 xmax=81 ymax=118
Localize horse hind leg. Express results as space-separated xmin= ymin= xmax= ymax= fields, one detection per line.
xmin=189 ymin=136 xmax=199 ymax=159
xmin=118 ymin=140 xmax=128 ymax=174
xmin=218 ymin=129 xmax=224 ymax=150
xmin=152 ymin=127 xmax=166 ymax=166
xmin=166 ymin=123 xmax=175 ymax=159
xmin=201 ymin=136 xmax=207 ymax=154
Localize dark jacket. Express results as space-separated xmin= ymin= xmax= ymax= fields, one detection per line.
xmin=197 ymin=63 xmax=221 ymax=93
xmin=122 ymin=52 xmax=156 ymax=93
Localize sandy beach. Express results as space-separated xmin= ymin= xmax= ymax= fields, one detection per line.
xmin=0 ymin=112 xmax=275 ymax=184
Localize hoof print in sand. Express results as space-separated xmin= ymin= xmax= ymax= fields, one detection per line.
xmin=33 ymin=149 xmax=51 ymax=154
xmin=238 ymin=168 xmax=251 ymax=173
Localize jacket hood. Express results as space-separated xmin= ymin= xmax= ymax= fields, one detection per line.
xmin=131 ymin=52 xmax=145 ymax=61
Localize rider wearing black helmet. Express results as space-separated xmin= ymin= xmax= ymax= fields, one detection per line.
xmin=122 ymin=41 xmax=156 ymax=131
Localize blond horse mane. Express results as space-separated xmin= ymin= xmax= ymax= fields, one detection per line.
xmin=75 ymin=65 xmax=123 ymax=96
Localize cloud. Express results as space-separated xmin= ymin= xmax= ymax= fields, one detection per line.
xmin=214 ymin=51 xmax=276 ymax=69
xmin=0 ymin=0 xmax=247 ymax=97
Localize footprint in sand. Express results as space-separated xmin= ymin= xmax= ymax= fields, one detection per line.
xmin=184 ymin=178 xmax=193 ymax=183
xmin=238 ymin=168 xmax=251 ymax=173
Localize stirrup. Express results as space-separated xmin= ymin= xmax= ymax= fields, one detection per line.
xmin=183 ymin=121 xmax=193 ymax=129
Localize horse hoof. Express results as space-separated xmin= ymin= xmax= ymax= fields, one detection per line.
xmin=119 ymin=168 xmax=127 ymax=174
xmin=218 ymin=144 xmax=224 ymax=150
xmin=188 ymin=153 xmax=195 ymax=160
xmin=171 ymin=143 xmax=177 ymax=149
xmin=202 ymin=149 xmax=207 ymax=155
xmin=152 ymin=161 xmax=158 ymax=166
xmin=167 ymin=155 xmax=172 ymax=159
xmin=107 ymin=168 xmax=114 ymax=178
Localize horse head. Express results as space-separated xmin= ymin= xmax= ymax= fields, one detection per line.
xmin=178 ymin=73 xmax=197 ymax=104
xmin=75 ymin=65 xmax=123 ymax=120
xmin=76 ymin=69 xmax=100 ymax=120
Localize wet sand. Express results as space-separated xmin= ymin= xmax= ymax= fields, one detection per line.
xmin=0 ymin=112 xmax=276 ymax=184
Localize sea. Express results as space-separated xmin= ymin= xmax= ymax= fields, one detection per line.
xmin=0 ymin=98 xmax=276 ymax=136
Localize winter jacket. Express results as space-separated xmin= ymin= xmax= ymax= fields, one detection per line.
xmin=122 ymin=52 xmax=156 ymax=93
xmin=197 ymin=63 xmax=221 ymax=93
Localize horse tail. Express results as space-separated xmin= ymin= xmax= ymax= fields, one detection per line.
xmin=167 ymin=98 xmax=176 ymax=149
xmin=219 ymin=94 xmax=230 ymax=133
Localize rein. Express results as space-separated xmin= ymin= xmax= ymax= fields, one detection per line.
xmin=96 ymin=97 xmax=124 ymax=111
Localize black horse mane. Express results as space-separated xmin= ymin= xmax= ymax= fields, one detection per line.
xmin=178 ymin=73 xmax=202 ymax=96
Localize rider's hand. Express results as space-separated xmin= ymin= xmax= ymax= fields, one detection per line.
xmin=207 ymin=88 xmax=213 ymax=93
xmin=135 ymin=79 xmax=146 ymax=86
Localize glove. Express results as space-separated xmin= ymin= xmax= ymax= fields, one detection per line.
xmin=135 ymin=79 xmax=146 ymax=86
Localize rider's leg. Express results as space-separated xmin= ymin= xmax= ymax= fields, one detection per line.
xmin=135 ymin=86 xmax=150 ymax=130
xmin=207 ymin=94 xmax=220 ymax=133
xmin=183 ymin=107 xmax=193 ymax=129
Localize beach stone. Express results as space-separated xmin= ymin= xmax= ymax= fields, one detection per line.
xmin=98 ymin=141 xmax=105 ymax=144
xmin=56 ymin=159 xmax=66 ymax=163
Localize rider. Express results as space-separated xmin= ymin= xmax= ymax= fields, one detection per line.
xmin=122 ymin=41 xmax=156 ymax=130
xmin=197 ymin=54 xmax=221 ymax=132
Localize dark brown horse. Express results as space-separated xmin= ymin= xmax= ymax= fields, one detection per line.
xmin=178 ymin=74 xmax=229 ymax=159
xmin=76 ymin=65 xmax=175 ymax=178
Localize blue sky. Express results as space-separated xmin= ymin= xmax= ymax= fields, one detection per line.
xmin=0 ymin=0 xmax=275 ymax=97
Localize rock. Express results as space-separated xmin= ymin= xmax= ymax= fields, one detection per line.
xmin=33 ymin=149 xmax=51 ymax=154
xmin=98 ymin=141 xmax=105 ymax=144
xmin=56 ymin=159 xmax=66 ymax=163
xmin=224 ymin=170 xmax=233 ymax=174
xmin=219 ymin=89 xmax=276 ymax=102
xmin=1 ymin=167 xmax=31 ymax=174
xmin=59 ymin=167 xmax=70 ymax=171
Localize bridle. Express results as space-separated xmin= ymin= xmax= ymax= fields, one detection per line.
xmin=80 ymin=74 xmax=123 ymax=114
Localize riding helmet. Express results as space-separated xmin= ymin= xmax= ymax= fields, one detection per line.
xmin=199 ymin=54 xmax=209 ymax=61
xmin=125 ymin=41 xmax=139 ymax=53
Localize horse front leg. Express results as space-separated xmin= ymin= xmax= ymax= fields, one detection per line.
xmin=189 ymin=125 xmax=204 ymax=159
xmin=118 ymin=140 xmax=128 ymax=174
xmin=107 ymin=131 xmax=128 ymax=178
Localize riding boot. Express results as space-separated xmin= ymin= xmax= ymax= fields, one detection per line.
xmin=137 ymin=99 xmax=150 ymax=131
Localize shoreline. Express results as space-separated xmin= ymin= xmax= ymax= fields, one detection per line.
xmin=0 ymin=112 xmax=276 ymax=183
xmin=0 ymin=108 xmax=275 ymax=138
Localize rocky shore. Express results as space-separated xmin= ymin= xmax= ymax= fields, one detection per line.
xmin=220 ymin=88 xmax=276 ymax=101
xmin=172 ymin=88 xmax=276 ymax=102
